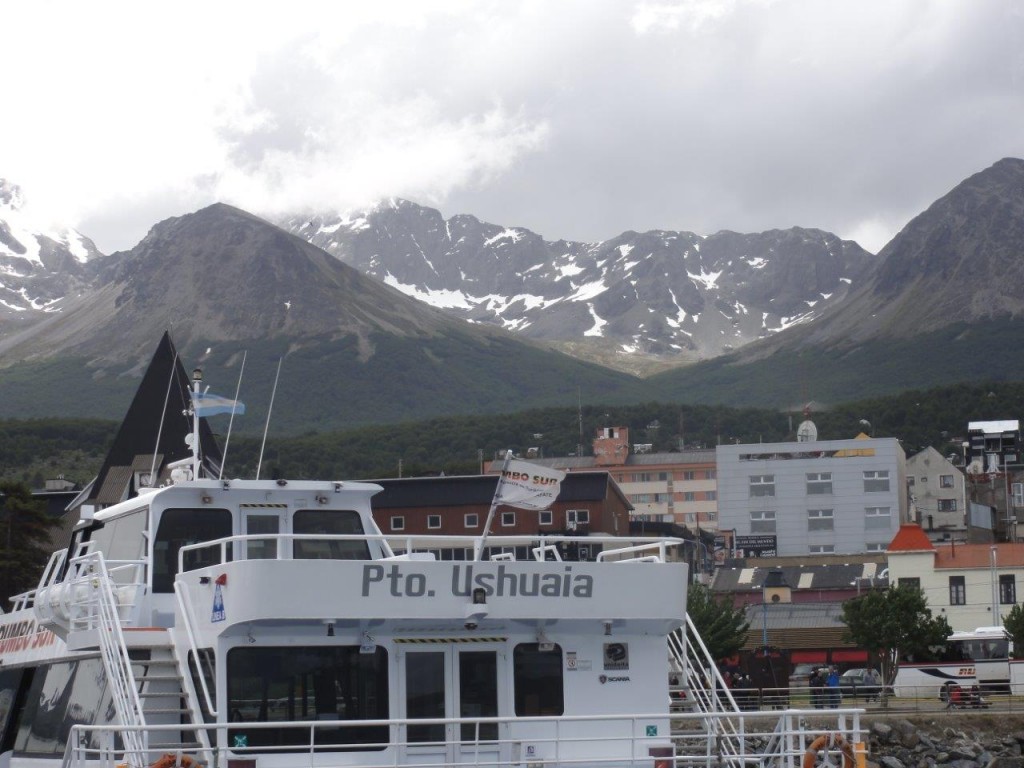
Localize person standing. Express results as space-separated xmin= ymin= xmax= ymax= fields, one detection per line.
xmin=826 ymin=666 xmax=841 ymax=709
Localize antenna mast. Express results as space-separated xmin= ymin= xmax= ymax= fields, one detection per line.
xmin=256 ymin=356 xmax=283 ymax=480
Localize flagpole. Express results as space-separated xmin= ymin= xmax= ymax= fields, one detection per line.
xmin=475 ymin=450 xmax=513 ymax=561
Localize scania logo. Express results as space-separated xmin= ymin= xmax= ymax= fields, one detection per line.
xmin=599 ymin=675 xmax=630 ymax=684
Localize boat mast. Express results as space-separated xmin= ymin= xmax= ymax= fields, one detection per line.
xmin=192 ymin=366 xmax=203 ymax=479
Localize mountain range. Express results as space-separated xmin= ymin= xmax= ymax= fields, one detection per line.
xmin=1 ymin=157 xmax=1022 ymax=431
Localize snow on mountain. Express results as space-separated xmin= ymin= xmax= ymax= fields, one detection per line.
xmin=281 ymin=201 xmax=880 ymax=367
xmin=0 ymin=179 xmax=102 ymax=325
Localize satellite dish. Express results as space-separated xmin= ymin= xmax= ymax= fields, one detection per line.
xmin=797 ymin=420 xmax=818 ymax=443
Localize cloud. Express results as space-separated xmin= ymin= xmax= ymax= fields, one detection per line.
xmin=0 ymin=0 xmax=1021 ymax=254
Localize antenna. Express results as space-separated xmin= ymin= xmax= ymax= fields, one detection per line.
xmin=148 ymin=348 xmax=180 ymax=488
xmin=256 ymin=356 xmax=283 ymax=480
xmin=219 ymin=350 xmax=247 ymax=480
xmin=577 ymin=386 xmax=583 ymax=458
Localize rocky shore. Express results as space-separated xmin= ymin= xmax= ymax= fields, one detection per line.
xmin=866 ymin=715 xmax=1024 ymax=768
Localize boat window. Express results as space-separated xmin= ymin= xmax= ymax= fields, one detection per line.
xmin=514 ymin=643 xmax=564 ymax=716
xmin=459 ymin=651 xmax=498 ymax=741
xmin=405 ymin=652 xmax=445 ymax=743
xmin=227 ymin=646 xmax=388 ymax=751
xmin=0 ymin=668 xmax=26 ymax=751
xmin=293 ymin=510 xmax=370 ymax=560
xmin=87 ymin=507 xmax=148 ymax=584
xmin=153 ymin=508 xmax=233 ymax=593
xmin=12 ymin=658 xmax=109 ymax=756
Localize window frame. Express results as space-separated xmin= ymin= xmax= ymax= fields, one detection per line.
xmin=949 ymin=575 xmax=967 ymax=606
xmin=390 ymin=516 xmax=405 ymax=532
xmin=807 ymin=508 xmax=835 ymax=532
xmin=749 ymin=475 xmax=776 ymax=498
xmin=501 ymin=511 xmax=516 ymax=527
xmin=749 ymin=510 xmax=776 ymax=533
xmin=427 ymin=515 xmax=442 ymax=530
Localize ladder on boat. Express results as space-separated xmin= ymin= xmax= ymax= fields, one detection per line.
xmin=47 ymin=550 xmax=209 ymax=767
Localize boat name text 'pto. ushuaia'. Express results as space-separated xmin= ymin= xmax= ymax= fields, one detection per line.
xmin=362 ymin=564 xmax=595 ymax=598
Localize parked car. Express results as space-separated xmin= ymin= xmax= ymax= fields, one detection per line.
xmin=838 ymin=668 xmax=891 ymax=701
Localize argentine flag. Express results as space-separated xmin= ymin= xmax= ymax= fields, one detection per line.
xmin=191 ymin=391 xmax=246 ymax=417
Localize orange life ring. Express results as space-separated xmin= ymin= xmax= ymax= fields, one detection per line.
xmin=802 ymin=733 xmax=855 ymax=768
xmin=149 ymin=754 xmax=200 ymax=768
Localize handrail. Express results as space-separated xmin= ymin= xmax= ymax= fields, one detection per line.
xmin=179 ymin=533 xmax=685 ymax=570
xmin=173 ymin=581 xmax=218 ymax=716
xmin=65 ymin=707 xmax=864 ymax=768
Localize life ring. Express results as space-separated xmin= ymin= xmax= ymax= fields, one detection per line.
xmin=803 ymin=733 xmax=855 ymax=768
xmin=149 ymin=753 xmax=201 ymax=768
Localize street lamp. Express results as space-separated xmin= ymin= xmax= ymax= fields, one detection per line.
xmin=859 ymin=419 xmax=874 ymax=437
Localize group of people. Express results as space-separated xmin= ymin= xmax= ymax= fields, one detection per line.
xmin=809 ymin=666 xmax=842 ymax=709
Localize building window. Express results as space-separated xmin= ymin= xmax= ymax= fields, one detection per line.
xmin=865 ymin=506 xmax=891 ymax=530
xmin=630 ymin=494 xmax=652 ymax=503
xmin=501 ymin=511 xmax=515 ymax=527
xmin=566 ymin=509 xmax=590 ymax=526
xmin=749 ymin=475 xmax=775 ymax=497
xmin=937 ymin=499 xmax=958 ymax=512
xmin=631 ymin=472 xmax=653 ymax=482
xmin=949 ymin=576 xmax=966 ymax=606
xmin=427 ymin=515 xmax=441 ymax=530
xmin=809 ymin=544 xmax=835 ymax=554
xmin=464 ymin=513 xmax=479 ymax=528
xmin=899 ymin=577 xmax=921 ymax=591
xmin=807 ymin=509 xmax=834 ymax=532
xmin=658 ymin=472 xmax=669 ymax=481
xmin=682 ymin=471 xmax=695 ymax=481
xmin=940 ymin=475 xmax=955 ymax=488
xmin=863 ymin=470 xmax=890 ymax=492
xmin=539 ymin=510 xmax=553 ymax=526
xmin=1000 ymin=575 xmax=1016 ymax=604
xmin=806 ymin=472 xmax=833 ymax=495
xmin=391 ymin=516 xmax=405 ymax=531
xmin=750 ymin=510 xmax=776 ymax=533
xmin=705 ymin=491 xmax=717 ymax=501
xmin=865 ymin=542 xmax=887 ymax=553
xmin=682 ymin=492 xmax=696 ymax=502
xmin=705 ymin=469 xmax=716 ymax=480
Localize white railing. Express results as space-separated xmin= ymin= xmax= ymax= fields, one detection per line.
xmin=78 ymin=551 xmax=149 ymax=768
xmin=64 ymin=708 xmax=865 ymax=768
xmin=180 ymin=533 xmax=685 ymax=570
xmin=172 ymin=582 xmax=218 ymax=717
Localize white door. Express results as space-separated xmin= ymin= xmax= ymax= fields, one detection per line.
xmin=400 ymin=645 xmax=506 ymax=765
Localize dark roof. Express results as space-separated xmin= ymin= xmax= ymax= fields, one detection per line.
xmin=86 ymin=333 xmax=223 ymax=506
xmin=741 ymin=602 xmax=852 ymax=650
xmin=711 ymin=561 xmax=888 ymax=592
xmin=368 ymin=471 xmax=623 ymax=509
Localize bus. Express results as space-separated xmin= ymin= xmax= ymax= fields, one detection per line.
xmin=893 ymin=626 xmax=1011 ymax=699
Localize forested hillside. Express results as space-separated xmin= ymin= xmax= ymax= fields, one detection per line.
xmin=4 ymin=382 xmax=1024 ymax=487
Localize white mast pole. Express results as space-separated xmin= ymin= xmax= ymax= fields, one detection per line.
xmin=475 ymin=450 xmax=513 ymax=561
xmin=191 ymin=367 xmax=203 ymax=479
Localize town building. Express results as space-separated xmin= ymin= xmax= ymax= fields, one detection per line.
xmin=488 ymin=426 xmax=719 ymax=529
xmin=716 ymin=432 xmax=908 ymax=557
xmin=886 ymin=523 xmax=1024 ymax=631
xmin=965 ymin=420 xmax=1024 ymax=542
xmin=905 ymin=447 xmax=967 ymax=542
xmin=367 ymin=472 xmax=633 ymax=561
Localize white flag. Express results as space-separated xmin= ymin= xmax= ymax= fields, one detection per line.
xmin=494 ymin=459 xmax=566 ymax=510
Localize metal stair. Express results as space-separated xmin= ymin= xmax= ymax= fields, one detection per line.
xmin=130 ymin=648 xmax=208 ymax=754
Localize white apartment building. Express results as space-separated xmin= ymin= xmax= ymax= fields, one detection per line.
xmin=906 ymin=447 xmax=967 ymax=540
xmin=716 ymin=433 xmax=908 ymax=556
xmin=887 ymin=523 xmax=1024 ymax=631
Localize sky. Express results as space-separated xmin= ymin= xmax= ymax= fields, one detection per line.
xmin=3 ymin=0 xmax=1023 ymax=254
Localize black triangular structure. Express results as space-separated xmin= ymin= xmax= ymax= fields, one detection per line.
xmin=86 ymin=333 xmax=223 ymax=507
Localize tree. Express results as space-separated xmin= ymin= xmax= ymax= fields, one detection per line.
xmin=1003 ymin=604 xmax=1024 ymax=658
xmin=686 ymin=583 xmax=750 ymax=661
xmin=841 ymin=584 xmax=952 ymax=704
xmin=0 ymin=481 xmax=61 ymax=609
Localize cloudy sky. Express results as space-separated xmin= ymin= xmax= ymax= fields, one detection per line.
xmin=4 ymin=0 xmax=1022 ymax=254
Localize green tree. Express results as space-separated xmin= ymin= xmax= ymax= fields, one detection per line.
xmin=0 ymin=481 xmax=60 ymax=608
xmin=1003 ymin=604 xmax=1024 ymax=658
xmin=686 ymin=583 xmax=750 ymax=661
xmin=841 ymin=585 xmax=952 ymax=703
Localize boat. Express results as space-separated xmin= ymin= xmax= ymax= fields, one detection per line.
xmin=0 ymin=336 xmax=865 ymax=768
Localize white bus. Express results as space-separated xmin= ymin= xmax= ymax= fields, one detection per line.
xmin=893 ymin=626 xmax=1011 ymax=699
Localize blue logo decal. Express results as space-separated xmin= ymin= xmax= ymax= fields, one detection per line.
xmin=212 ymin=583 xmax=226 ymax=622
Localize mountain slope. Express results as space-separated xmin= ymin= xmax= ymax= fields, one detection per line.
xmin=0 ymin=204 xmax=649 ymax=430
xmin=646 ymin=158 xmax=1024 ymax=406
xmin=281 ymin=201 xmax=879 ymax=369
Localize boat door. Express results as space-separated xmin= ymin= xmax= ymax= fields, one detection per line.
xmin=399 ymin=644 xmax=507 ymax=765
xmin=241 ymin=508 xmax=285 ymax=559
